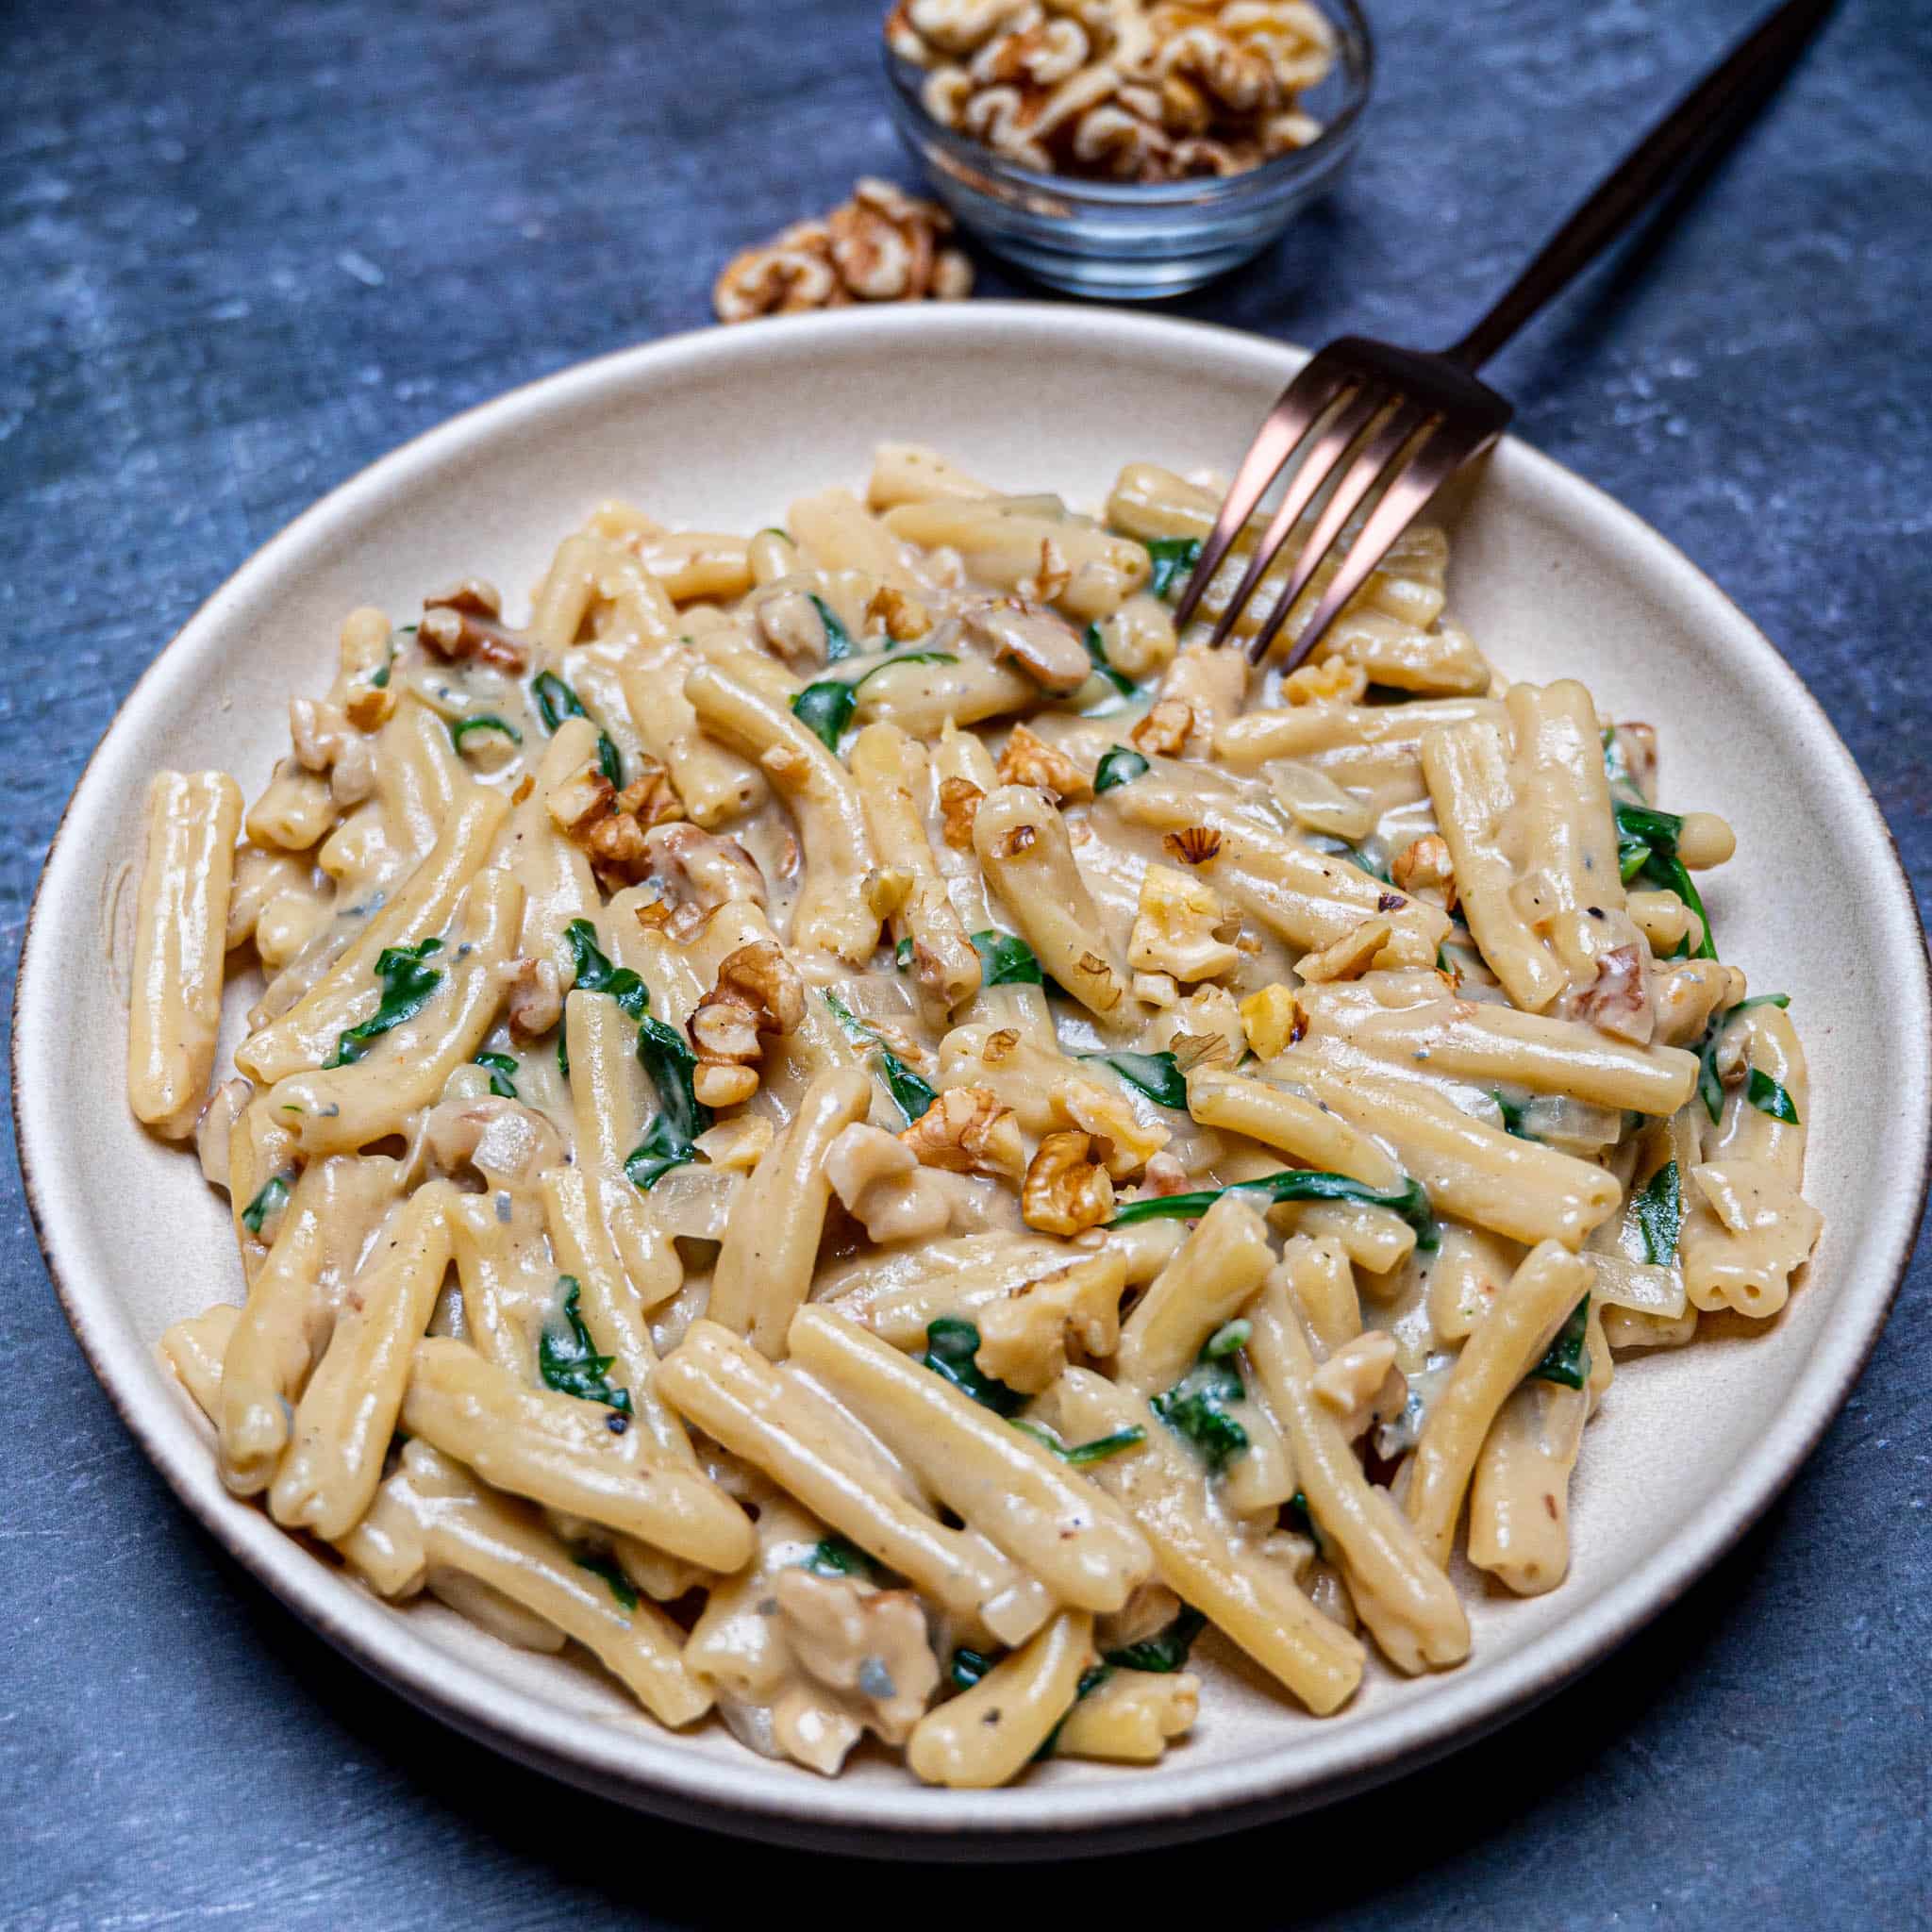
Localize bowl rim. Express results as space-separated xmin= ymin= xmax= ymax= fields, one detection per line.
xmin=15 ymin=301 xmax=1929 ymax=1857
xmin=880 ymin=0 xmax=1375 ymax=208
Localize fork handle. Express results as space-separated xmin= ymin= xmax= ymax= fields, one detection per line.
xmin=1445 ymin=0 xmax=1835 ymax=370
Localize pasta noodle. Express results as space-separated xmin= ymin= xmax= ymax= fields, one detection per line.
xmin=134 ymin=444 xmax=1819 ymax=1787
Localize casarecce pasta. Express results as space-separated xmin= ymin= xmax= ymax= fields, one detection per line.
xmin=135 ymin=444 xmax=1821 ymax=1788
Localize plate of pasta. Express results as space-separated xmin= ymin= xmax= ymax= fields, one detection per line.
xmin=19 ymin=306 xmax=1927 ymax=1855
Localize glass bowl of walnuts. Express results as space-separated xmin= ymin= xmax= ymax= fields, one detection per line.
xmin=882 ymin=0 xmax=1374 ymax=298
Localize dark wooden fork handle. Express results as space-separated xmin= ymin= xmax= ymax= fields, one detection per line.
xmin=1448 ymin=0 xmax=1837 ymax=370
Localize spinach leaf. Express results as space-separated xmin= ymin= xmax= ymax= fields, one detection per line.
xmin=573 ymin=1553 xmax=640 ymax=1612
xmin=969 ymin=928 xmax=1043 ymax=987
xmin=1203 ymin=1318 xmax=1250 ymax=1359
xmin=625 ymin=1016 xmax=713 ymax=1188
xmin=805 ymin=1534 xmax=880 ymax=1580
xmin=448 ymin=712 xmax=522 ymax=754
xmin=1010 ymin=1420 xmax=1146 ymax=1465
xmin=531 ymin=670 xmax=621 ymax=785
xmin=596 ymin=733 xmax=624 ymax=787
xmin=1076 ymin=1048 xmax=1186 ymax=1110
xmin=1081 ymin=622 xmax=1137 ymax=699
xmin=808 ymin=592 xmax=853 ymax=662
xmin=893 ymin=935 xmax=913 ymax=970
xmin=1112 ymin=1168 xmax=1440 ymax=1251
xmin=1696 ymin=995 xmax=1793 ymax=1123
xmin=240 ymin=1174 xmax=291 ymax=1236
xmin=325 ymin=938 xmax=443 ymax=1066
xmin=791 ymin=679 xmax=858 ymax=752
xmin=563 ymin=918 xmax=647 ymax=1018
xmin=1492 ymin=1091 xmax=1535 ymax=1140
xmin=1528 ymin=1294 xmax=1591 ymax=1390
xmin=1286 ymin=1490 xmax=1326 ymax=1557
xmin=1093 ymin=745 xmax=1150 ymax=794
xmin=540 ymin=1276 xmax=634 ymax=1418
xmin=1151 ymin=1349 xmax=1250 ymax=1473
xmin=1143 ymin=536 xmax=1204 ymax=599
xmin=920 ymin=1317 xmax=1026 ymax=1418
xmin=950 ymin=1647 xmax=995 ymax=1691
xmin=1634 ymin=1160 xmax=1682 ymax=1267
xmin=1746 ymin=1068 xmax=1800 ymax=1124
xmin=823 ymin=990 xmax=938 ymax=1126
xmin=472 ymin=1050 xmax=519 ymax=1099
xmin=1102 ymin=1606 xmax=1207 ymax=1674
xmin=1612 ymin=801 xmax=1716 ymax=960
xmin=624 ymin=1116 xmax=694 ymax=1191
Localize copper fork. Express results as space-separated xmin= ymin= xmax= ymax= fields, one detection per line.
xmin=1176 ymin=0 xmax=1835 ymax=668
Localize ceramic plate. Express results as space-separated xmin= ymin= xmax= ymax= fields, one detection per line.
xmin=16 ymin=307 xmax=1928 ymax=1857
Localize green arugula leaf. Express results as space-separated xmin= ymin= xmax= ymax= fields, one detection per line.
xmin=1612 ymin=801 xmax=1716 ymax=960
xmin=1076 ymin=1049 xmax=1186 ymax=1109
xmin=1143 ymin=536 xmax=1204 ymax=599
xmin=1151 ymin=1349 xmax=1249 ymax=1473
xmin=325 ymin=939 xmax=443 ymax=1066
xmin=1634 ymin=1160 xmax=1682 ymax=1267
xmin=1111 ymin=1169 xmax=1440 ymax=1251
xmin=1102 ymin=1606 xmax=1207 ymax=1674
xmin=791 ymin=679 xmax=858 ymax=753
xmin=573 ymin=1553 xmax=639 ymax=1611
xmin=563 ymin=919 xmax=647 ymax=1018
xmin=240 ymin=1174 xmax=291 ymax=1236
xmin=1746 ymin=1068 xmax=1800 ymax=1124
xmin=448 ymin=712 xmax=522 ymax=754
xmin=920 ymin=1317 xmax=1026 ymax=1418
xmin=1093 ymin=745 xmax=1150 ymax=794
xmin=540 ymin=1276 xmax=634 ymax=1419
xmin=1010 ymin=1420 xmax=1146 ymax=1466
xmin=472 ymin=1050 xmax=519 ymax=1099
xmin=808 ymin=592 xmax=853 ymax=662
xmin=1528 ymin=1295 xmax=1591 ymax=1390
xmin=1081 ymin=622 xmax=1137 ymax=699
xmin=823 ymin=990 xmax=938 ymax=1126
xmin=969 ymin=928 xmax=1043 ymax=987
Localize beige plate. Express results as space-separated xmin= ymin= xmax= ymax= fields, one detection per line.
xmin=15 ymin=306 xmax=1929 ymax=1857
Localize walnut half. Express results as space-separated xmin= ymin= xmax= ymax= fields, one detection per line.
xmin=1021 ymin=1128 xmax=1115 ymax=1236
xmin=688 ymin=941 xmax=806 ymax=1108
xmin=899 ymin=1085 xmax=1024 ymax=1180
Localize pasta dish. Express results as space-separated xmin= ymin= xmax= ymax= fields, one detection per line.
xmin=129 ymin=443 xmax=1822 ymax=1788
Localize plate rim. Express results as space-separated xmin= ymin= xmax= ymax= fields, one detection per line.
xmin=15 ymin=302 xmax=1930 ymax=1855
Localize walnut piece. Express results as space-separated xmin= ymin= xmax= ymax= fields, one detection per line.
xmin=975 ymin=1252 xmax=1124 ymax=1392
xmin=714 ymin=178 xmax=973 ymax=324
xmin=866 ymin=583 xmax=932 ymax=641
xmin=548 ymin=756 xmax=686 ymax=888
xmin=1238 ymin=982 xmax=1305 ymax=1059
xmin=1283 ymin=657 xmax=1368 ymax=706
xmin=289 ymin=697 xmax=376 ymax=807
xmin=1131 ymin=695 xmax=1196 ymax=757
xmin=637 ymin=824 xmax=767 ymax=941
xmin=962 ymin=596 xmax=1092 ymax=691
xmin=938 ymin=775 xmax=986 ymax=850
xmin=425 ymin=1095 xmax=564 ymax=1189
xmin=508 ymin=957 xmax=563 ymax=1036
xmin=419 ymin=584 xmax=527 ymax=672
xmin=1390 ymin=833 xmax=1457 ymax=912
xmin=899 ymin=1084 xmax=1024 ymax=1180
xmin=1021 ymin=1128 xmax=1115 ymax=1236
xmin=688 ymin=941 xmax=805 ymax=1108
xmin=997 ymin=723 xmax=1091 ymax=803
xmin=1294 ymin=917 xmax=1392 ymax=984
xmin=1129 ymin=862 xmax=1241 ymax=984
xmin=824 ymin=1123 xmax=955 ymax=1243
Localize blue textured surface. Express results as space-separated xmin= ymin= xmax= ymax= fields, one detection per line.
xmin=4 ymin=0 xmax=1929 ymax=1924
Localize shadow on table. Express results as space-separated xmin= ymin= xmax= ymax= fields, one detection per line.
xmin=211 ymin=1482 xmax=1793 ymax=1923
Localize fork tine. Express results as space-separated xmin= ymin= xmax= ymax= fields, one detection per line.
xmin=1242 ymin=396 xmax=1437 ymax=667
xmin=1172 ymin=355 xmax=1353 ymax=629
xmin=1206 ymin=378 xmax=1388 ymax=651
xmin=1275 ymin=420 xmax=1493 ymax=675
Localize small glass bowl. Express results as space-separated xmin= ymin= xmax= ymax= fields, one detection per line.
xmin=883 ymin=0 xmax=1374 ymax=300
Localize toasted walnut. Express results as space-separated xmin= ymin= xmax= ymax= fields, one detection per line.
xmin=1140 ymin=1150 xmax=1192 ymax=1198
xmin=1054 ymin=1076 xmax=1170 ymax=1180
xmin=866 ymin=583 xmax=932 ymax=641
xmin=1295 ymin=917 xmax=1392 ymax=984
xmin=976 ymin=1252 xmax=1125 ymax=1392
xmin=548 ymin=763 xmax=616 ymax=837
xmin=1019 ymin=535 xmax=1073 ymax=605
xmin=1129 ymin=862 xmax=1241 ymax=984
xmin=693 ymin=1114 xmax=775 ymax=1172
xmin=1311 ymin=1330 xmax=1407 ymax=1441
xmin=1154 ymin=984 xmax=1247 ymax=1069
xmin=1390 ymin=834 xmax=1457 ymax=911
xmin=289 ymin=698 xmax=377 ymax=807
xmin=343 ymin=680 xmax=395 ymax=731
xmin=899 ymin=1084 xmax=1024 ymax=1180
xmin=1160 ymin=826 xmax=1222 ymax=867
xmin=419 ymin=587 xmax=527 ymax=672
xmin=756 ymin=588 xmax=840 ymax=665
xmin=1239 ymin=982 xmax=1306 ymax=1059
xmin=996 ymin=723 xmax=1091 ymax=803
xmin=824 ymin=1123 xmax=954 ymax=1243
xmin=688 ymin=941 xmax=805 ymax=1108
xmin=1570 ymin=942 xmax=1652 ymax=1045
xmin=640 ymin=824 xmax=768 ymax=941
xmin=616 ymin=767 xmax=685 ymax=830
xmin=938 ymin=775 xmax=986 ymax=850
xmin=962 ymin=596 xmax=1091 ymax=691
xmin=508 ymin=957 xmax=563 ymax=1036
xmin=584 ymin=810 xmax=650 ymax=885
xmin=1132 ymin=969 xmax=1179 ymax=1008
xmin=1283 ymin=657 xmax=1368 ymax=706
xmin=714 ymin=179 xmax=973 ymax=324
xmin=773 ymin=1569 xmax=940 ymax=1748
xmin=1022 ymin=1130 xmax=1115 ymax=1235
xmin=1131 ymin=695 xmax=1196 ymax=757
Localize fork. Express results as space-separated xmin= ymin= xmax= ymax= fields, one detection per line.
xmin=1175 ymin=0 xmax=1835 ymax=668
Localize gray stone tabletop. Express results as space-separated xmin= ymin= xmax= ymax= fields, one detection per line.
xmin=4 ymin=0 xmax=1928 ymax=1924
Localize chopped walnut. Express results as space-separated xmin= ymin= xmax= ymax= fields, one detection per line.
xmin=548 ymin=756 xmax=685 ymax=889
xmin=693 ymin=1114 xmax=775 ymax=1173
xmin=1238 ymin=982 xmax=1305 ymax=1059
xmin=1054 ymin=1076 xmax=1171 ymax=1180
xmin=1132 ymin=969 xmax=1179 ymax=1008
xmin=1160 ymin=825 xmax=1222 ymax=867
xmin=1569 ymin=942 xmax=1652 ymax=1045
xmin=635 ymin=824 xmax=767 ymax=941
xmin=714 ymin=179 xmax=973 ymax=324
xmin=938 ymin=775 xmax=985 ymax=850
xmin=1019 ymin=535 xmax=1073 ymax=604
xmin=508 ymin=957 xmax=563 ymax=1036
xmin=772 ymin=1569 xmax=940 ymax=1748
xmin=1283 ymin=657 xmax=1368 ymax=706
xmin=975 ymin=1252 xmax=1124 ymax=1392
xmin=547 ymin=764 xmax=616 ymax=837
xmin=1153 ymin=984 xmax=1247 ymax=1069
xmin=419 ymin=585 xmax=527 ymax=672
xmin=824 ymin=1123 xmax=954 ymax=1243
xmin=1129 ymin=862 xmax=1241 ymax=984
xmin=863 ymin=867 xmax=914 ymax=921
xmin=1140 ymin=1150 xmax=1192 ymax=1197
xmin=688 ymin=941 xmax=804 ymax=1108
xmin=288 ymin=698 xmax=376 ymax=808
xmin=1131 ymin=695 xmax=1196 ymax=757
xmin=1021 ymin=1129 xmax=1115 ymax=1236
xmin=1295 ymin=917 xmax=1392 ymax=984
xmin=962 ymin=596 xmax=1091 ymax=691
xmin=995 ymin=723 xmax=1091 ymax=803
xmin=1390 ymin=834 xmax=1457 ymax=912
xmin=756 ymin=588 xmax=841 ymax=665
xmin=1311 ymin=1331 xmax=1407 ymax=1441
xmin=899 ymin=1084 xmax=1024 ymax=1180
xmin=866 ymin=584 xmax=932 ymax=642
